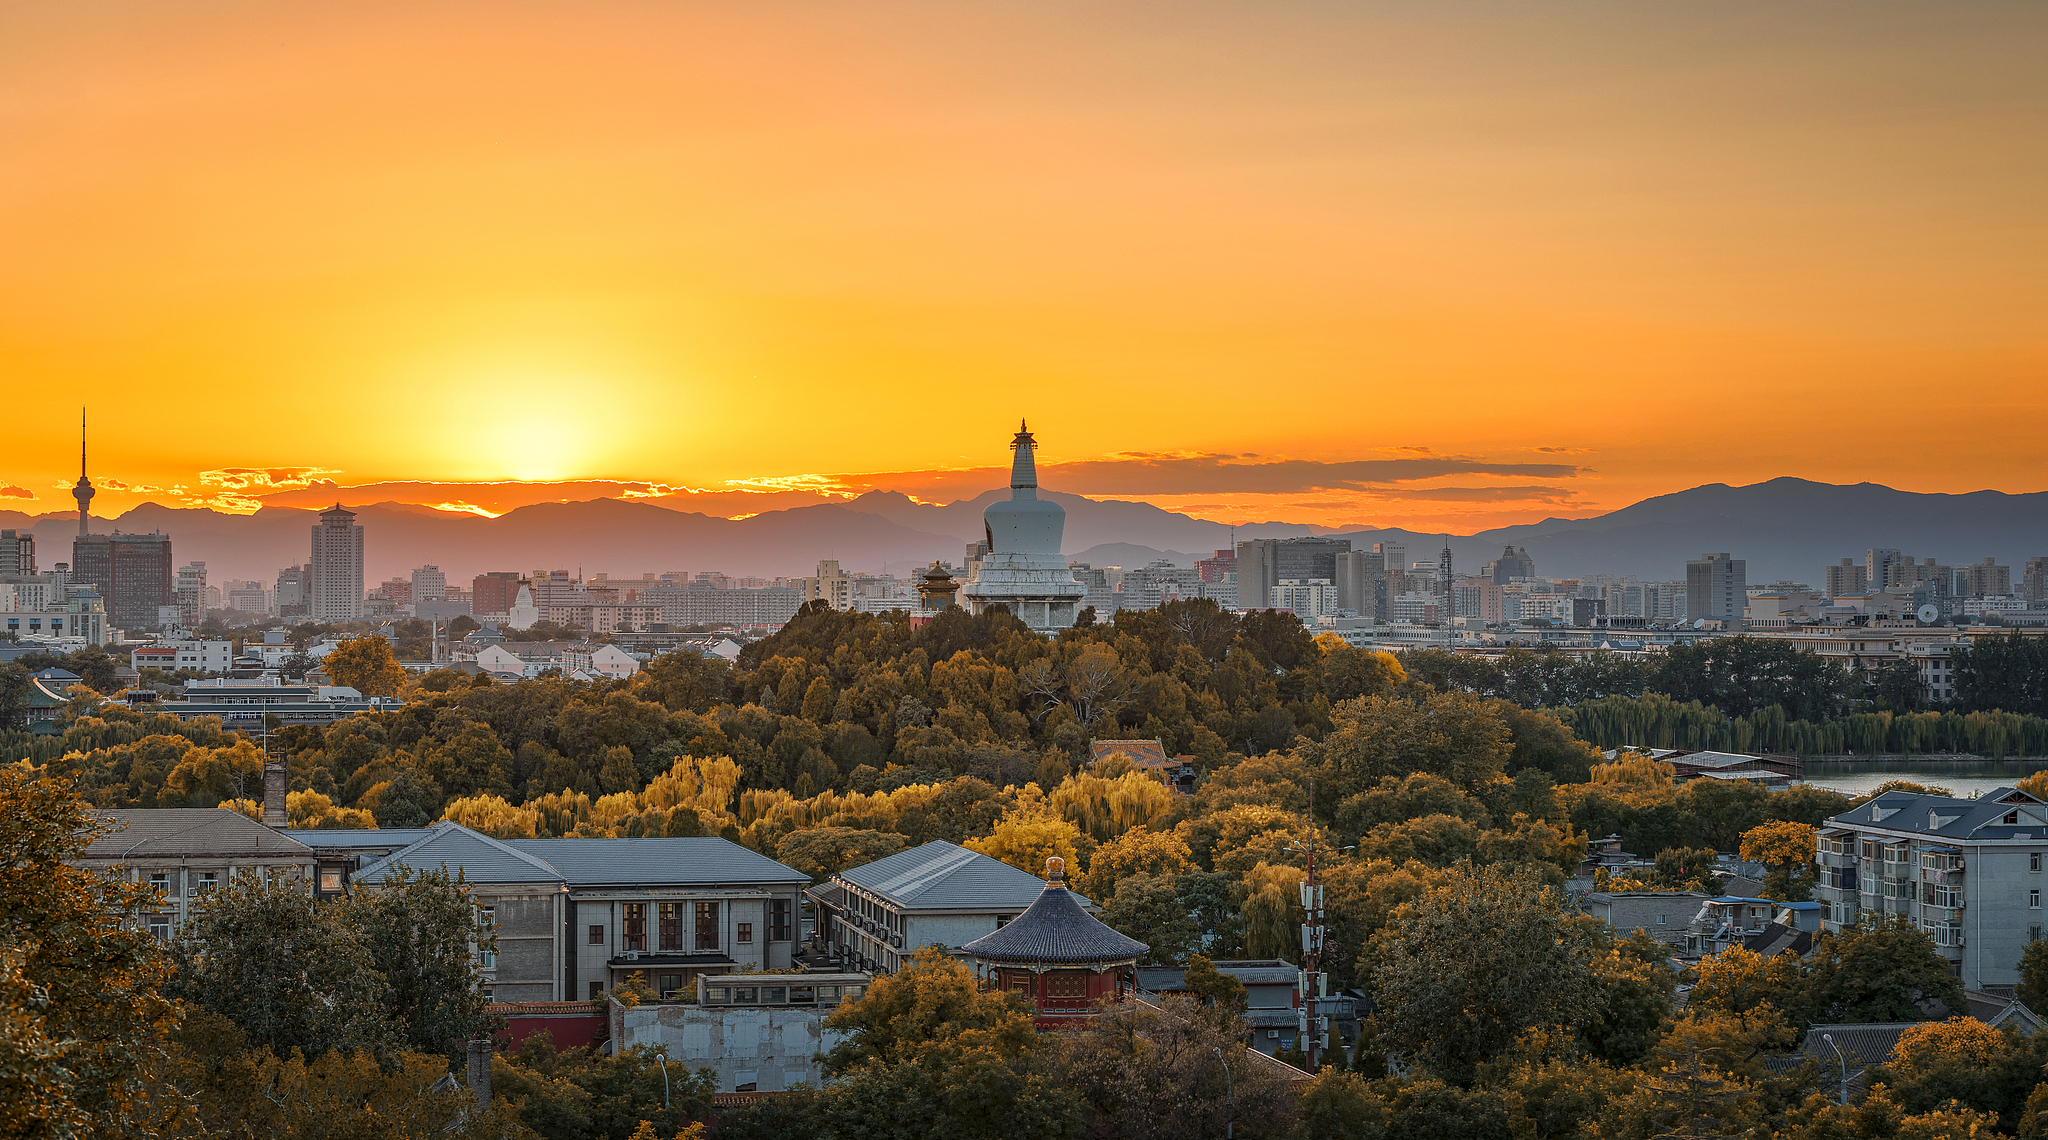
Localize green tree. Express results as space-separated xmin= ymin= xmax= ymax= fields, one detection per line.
xmin=346 ymin=865 xmax=497 ymax=1058
xmin=1063 ymin=997 xmax=1294 ymax=1140
xmin=61 ymin=645 xmax=119 ymax=692
xmin=171 ymin=872 xmax=397 ymax=1060
xmin=323 ymin=635 xmax=408 ymax=697
xmin=1181 ymin=955 xmax=1248 ymax=1011
xmin=773 ymin=826 xmax=908 ymax=882
xmin=0 ymin=766 xmax=180 ymax=1139
xmin=1802 ymin=916 xmax=1967 ymax=1024
xmin=372 ymin=766 xmax=444 ymax=829
xmin=1365 ymin=864 xmax=1599 ymax=1083
xmin=1099 ymin=874 xmax=1199 ymax=965
xmin=1306 ymin=690 xmax=1513 ymax=798
xmin=2019 ymin=939 xmax=2048 ymax=1015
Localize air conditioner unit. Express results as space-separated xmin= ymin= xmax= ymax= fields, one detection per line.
xmin=1266 ymin=1030 xmax=1279 ymax=1039
xmin=187 ymin=888 xmax=199 ymax=898
xmin=625 ymin=950 xmax=640 ymax=961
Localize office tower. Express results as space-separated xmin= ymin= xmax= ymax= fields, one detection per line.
xmin=309 ymin=504 xmax=365 ymax=623
xmin=472 ymin=571 xmax=523 ymax=616
xmin=0 ymin=529 xmax=33 ymax=576
xmin=71 ymin=532 xmax=173 ymax=629
xmin=1686 ymin=553 xmax=1747 ymax=623
xmin=1333 ymin=550 xmax=1385 ymax=618
xmin=1236 ymin=536 xmax=1353 ymax=614
xmin=276 ymin=565 xmax=310 ymax=618
xmin=1437 ymin=541 xmax=1454 ymax=625
xmin=1824 ymin=558 xmax=1867 ymax=597
xmin=1484 ymin=546 xmax=1536 ymax=585
xmin=411 ymin=565 xmax=447 ymax=604
xmin=174 ymin=562 xmax=207 ymax=626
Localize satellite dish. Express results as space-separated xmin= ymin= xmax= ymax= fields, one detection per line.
xmin=1693 ymin=618 xmax=1707 ymax=629
xmin=1917 ymin=604 xmax=1940 ymax=624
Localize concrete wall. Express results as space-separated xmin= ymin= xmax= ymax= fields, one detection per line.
xmin=1967 ymin=845 xmax=2048 ymax=989
xmin=615 ymin=1004 xmax=848 ymax=1093
xmin=481 ymin=890 xmax=561 ymax=1001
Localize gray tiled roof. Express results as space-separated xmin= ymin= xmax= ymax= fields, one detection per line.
xmin=835 ymin=840 xmax=1050 ymax=911
xmin=86 ymin=809 xmax=314 ymax=859
xmin=961 ymin=879 xmax=1147 ymax=965
xmin=1827 ymin=787 xmax=2048 ymax=840
xmin=358 ymin=822 xmax=566 ymax=885
xmin=506 ymin=838 xmax=809 ymax=886
xmin=280 ymin=828 xmax=434 ymax=850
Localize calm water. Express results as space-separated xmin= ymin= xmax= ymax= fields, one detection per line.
xmin=1804 ymin=760 xmax=2048 ymax=799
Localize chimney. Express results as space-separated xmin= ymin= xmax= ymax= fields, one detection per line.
xmin=466 ymin=1038 xmax=493 ymax=1105
xmin=261 ymin=760 xmax=288 ymax=828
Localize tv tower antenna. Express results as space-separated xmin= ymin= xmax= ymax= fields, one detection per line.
xmin=72 ymin=407 xmax=95 ymax=539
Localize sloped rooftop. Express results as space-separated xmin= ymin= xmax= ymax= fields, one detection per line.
xmin=835 ymin=840 xmax=1051 ymax=911
xmin=507 ymin=837 xmax=809 ymax=886
xmin=962 ymin=873 xmax=1147 ymax=965
xmin=86 ymin=809 xmax=314 ymax=859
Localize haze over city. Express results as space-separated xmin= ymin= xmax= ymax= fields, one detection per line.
xmin=4 ymin=2 xmax=2044 ymax=533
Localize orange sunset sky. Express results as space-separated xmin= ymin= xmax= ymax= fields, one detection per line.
xmin=2 ymin=1 xmax=2043 ymax=532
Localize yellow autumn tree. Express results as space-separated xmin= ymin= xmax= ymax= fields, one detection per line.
xmin=321 ymin=635 xmax=407 ymax=697
xmin=1890 ymin=1017 xmax=2009 ymax=1078
xmin=286 ymin=790 xmax=377 ymax=829
xmin=1241 ymin=860 xmax=1306 ymax=961
xmin=440 ymin=793 xmax=540 ymax=838
xmin=964 ymin=813 xmax=1082 ymax=878
xmin=1049 ymin=769 xmax=1176 ymax=842
xmin=1078 ymin=828 xmax=1193 ymax=902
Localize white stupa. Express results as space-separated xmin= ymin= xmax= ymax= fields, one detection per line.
xmin=963 ymin=421 xmax=1086 ymax=634
xmin=506 ymin=584 xmax=540 ymax=631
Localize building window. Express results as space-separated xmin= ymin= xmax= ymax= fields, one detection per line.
xmin=2007 ymin=812 xmax=2023 ymax=825
xmin=479 ymin=906 xmax=496 ymax=928
xmin=590 ymin=981 xmax=605 ymax=999
xmin=1655 ymin=915 xmax=1667 ymax=925
xmin=659 ymin=903 xmax=685 ymax=951
xmin=770 ymin=898 xmax=791 ymax=942
xmin=482 ymin=988 xmax=494 ymax=1003
xmin=148 ymin=874 xmax=170 ymax=898
xmin=2033 ymin=891 xmax=2041 ymax=910
xmin=319 ymin=870 xmax=343 ymax=893
xmin=197 ymin=872 xmax=218 ymax=894
xmin=589 ymin=924 xmax=605 ymax=945
xmin=2033 ymin=927 xmax=2043 ymax=944
xmin=658 ymin=974 xmax=682 ymax=999
xmin=481 ymin=948 xmax=497 ymax=969
xmin=623 ymin=903 xmax=647 ymax=952
xmin=148 ymin=917 xmax=172 ymax=942
xmin=695 ymin=901 xmax=719 ymax=950
xmin=737 ymin=922 xmax=753 ymax=945
xmin=2034 ymin=854 xmax=2043 ymax=873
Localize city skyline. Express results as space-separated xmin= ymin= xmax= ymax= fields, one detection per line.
xmin=4 ymin=2 xmax=2046 ymax=532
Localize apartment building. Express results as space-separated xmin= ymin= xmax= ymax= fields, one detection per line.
xmin=81 ymin=809 xmax=319 ymax=942
xmin=1815 ymin=786 xmax=2048 ymax=988
xmin=1687 ymin=553 xmax=1747 ymax=625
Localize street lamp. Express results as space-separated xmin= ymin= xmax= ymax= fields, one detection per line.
xmin=1214 ymin=1047 xmax=1233 ymax=1140
xmin=655 ymin=1049 xmax=671 ymax=1111
xmin=1822 ymin=1033 xmax=1847 ymax=1106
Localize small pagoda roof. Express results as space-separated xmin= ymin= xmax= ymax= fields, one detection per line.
xmin=961 ymin=859 xmax=1147 ymax=967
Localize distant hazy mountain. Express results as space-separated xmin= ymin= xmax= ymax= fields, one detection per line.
xmin=4 ymin=477 xmax=2039 ymax=592
xmin=1328 ymin=479 xmax=2048 ymax=584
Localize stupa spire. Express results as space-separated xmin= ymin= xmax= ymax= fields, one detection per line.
xmin=1009 ymin=419 xmax=1038 ymax=498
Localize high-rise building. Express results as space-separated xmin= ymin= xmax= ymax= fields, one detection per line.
xmin=472 ymin=571 xmax=523 ymax=616
xmin=800 ymin=560 xmax=854 ymax=610
xmin=174 ymin=562 xmax=207 ymax=626
xmin=1236 ymin=536 xmax=1352 ymax=615
xmin=1962 ymin=558 xmax=2011 ymax=598
xmin=1194 ymin=548 xmax=1236 ymax=584
xmin=1437 ymin=541 xmax=1455 ymax=626
xmin=275 ymin=565 xmax=310 ymax=618
xmin=377 ymin=577 xmax=412 ymax=607
xmin=0 ymin=529 xmax=33 ymax=576
xmin=1866 ymin=549 xmax=1907 ymax=593
xmin=71 ymin=532 xmax=173 ymax=630
xmin=1686 ymin=553 xmax=1747 ymax=623
xmin=1484 ymin=546 xmax=1536 ymax=585
xmin=309 ymin=504 xmax=364 ymax=623
xmin=1824 ymin=558 xmax=1867 ymax=597
xmin=2025 ymin=557 xmax=2048 ymax=604
xmin=411 ymin=565 xmax=447 ymax=604
xmin=1333 ymin=550 xmax=1385 ymax=619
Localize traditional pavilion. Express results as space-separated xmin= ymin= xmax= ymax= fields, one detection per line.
xmin=962 ymin=857 xmax=1147 ymax=1030
xmin=960 ymin=421 xmax=1085 ymax=634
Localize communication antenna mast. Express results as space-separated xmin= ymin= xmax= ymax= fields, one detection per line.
xmin=1300 ymin=776 xmax=1326 ymax=1070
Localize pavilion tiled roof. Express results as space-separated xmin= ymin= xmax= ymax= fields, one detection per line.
xmin=962 ymin=864 xmax=1147 ymax=966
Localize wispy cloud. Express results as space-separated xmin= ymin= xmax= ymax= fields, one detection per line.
xmin=0 ymin=484 xmax=31 ymax=499
xmin=197 ymin=466 xmax=342 ymax=491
